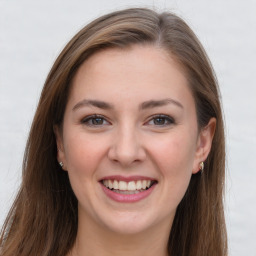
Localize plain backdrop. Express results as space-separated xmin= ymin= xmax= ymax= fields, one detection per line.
xmin=1 ymin=0 xmax=256 ymax=255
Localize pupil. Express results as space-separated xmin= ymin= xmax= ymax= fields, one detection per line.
xmin=154 ymin=118 xmax=165 ymax=125
xmin=93 ymin=118 xmax=103 ymax=125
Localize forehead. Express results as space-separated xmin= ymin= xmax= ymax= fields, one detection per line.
xmin=68 ymin=45 xmax=194 ymax=109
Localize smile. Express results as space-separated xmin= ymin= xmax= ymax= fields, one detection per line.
xmin=100 ymin=177 xmax=157 ymax=202
xmin=102 ymin=180 xmax=155 ymax=194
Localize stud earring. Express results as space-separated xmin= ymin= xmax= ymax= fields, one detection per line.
xmin=59 ymin=162 xmax=64 ymax=168
xmin=199 ymin=161 xmax=204 ymax=172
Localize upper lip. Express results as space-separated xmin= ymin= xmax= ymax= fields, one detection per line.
xmin=99 ymin=175 xmax=157 ymax=182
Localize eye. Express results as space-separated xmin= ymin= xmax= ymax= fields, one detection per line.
xmin=146 ymin=115 xmax=175 ymax=126
xmin=81 ymin=115 xmax=110 ymax=126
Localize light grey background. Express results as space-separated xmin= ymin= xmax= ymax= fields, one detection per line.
xmin=1 ymin=0 xmax=256 ymax=255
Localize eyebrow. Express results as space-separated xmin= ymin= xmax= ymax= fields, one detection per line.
xmin=139 ymin=98 xmax=184 ymax=110
xmin=72 ymin=98 xmax=183 ymax=111
xmin=72 ymin=99 xmax=114 ymax=111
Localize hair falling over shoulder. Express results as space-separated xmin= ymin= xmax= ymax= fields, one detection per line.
xmin=0 ymin=7 xmax=227 ymax=256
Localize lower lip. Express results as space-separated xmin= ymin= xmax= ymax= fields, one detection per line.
xmin=100 ymin=183 xmax=156 ymax=203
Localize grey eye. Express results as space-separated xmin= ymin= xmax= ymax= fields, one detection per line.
xmin=82 ymin=115 xmax=110 ymax=126
xmin=147 ymin=115 xmax=174 ymax=126
xmin=91 ymin=117 xmax=104 ymax=125
xmin=153 ymin=117 xmax=168 ymax=125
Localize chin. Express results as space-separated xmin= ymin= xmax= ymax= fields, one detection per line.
xmin=106 ymin=220 xmax=153 ymax=235
xmin=99 ymin=210 xmax=169 ymax=236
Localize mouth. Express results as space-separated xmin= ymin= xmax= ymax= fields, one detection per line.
xmin=100 ymin=179 xmax=157 ymax=195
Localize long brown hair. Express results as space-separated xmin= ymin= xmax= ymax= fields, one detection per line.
xmin=0 ymin=8 xmax=227 ymax=256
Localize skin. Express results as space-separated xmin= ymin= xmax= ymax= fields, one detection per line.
xmin=55 ymin=45 xmax=216 ymax=256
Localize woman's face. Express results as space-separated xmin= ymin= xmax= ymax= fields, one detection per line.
xmin=56 ymin=45 xmax=212 ymax=235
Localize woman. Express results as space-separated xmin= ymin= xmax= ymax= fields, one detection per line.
xmin=0 ymin=8 xmax=227 ymax=256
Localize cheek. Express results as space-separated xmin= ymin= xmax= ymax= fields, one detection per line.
xmin=151 ymin=133 xmax=196 ymax=206
xmin=149 ymin=132 xmax=196 ymax=176
xmin=62 ymin=132 xmax=107 ymax=207
xmin=63 ymin=131 xmax=107 ymax=175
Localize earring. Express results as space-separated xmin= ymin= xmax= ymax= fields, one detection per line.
xmin=199 ymin=161 xmax=204 ymax=172
xmin=59 ymin=162 xmax=64 ymax=168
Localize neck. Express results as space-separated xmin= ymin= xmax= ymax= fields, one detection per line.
xmin=69 ymin=212 xmax=172 ymax=256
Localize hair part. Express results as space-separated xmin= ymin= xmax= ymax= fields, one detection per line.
xmin=0 ymin=8 xmax=227 ymax=256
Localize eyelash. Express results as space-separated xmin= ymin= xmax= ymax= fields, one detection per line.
xmin=81 ymin=114 xmax=110 ymax=126
xmin=81 ymin=114 xmax=175 ymax=127
xmin=145 ymin=114 xmax=175 ymax=127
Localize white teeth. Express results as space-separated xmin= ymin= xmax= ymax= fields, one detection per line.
xmin=108 ymin=180 xmax=113 ymax=189
xmin=119 ymin=181 xmax=127 ymax=190
xmin=127 ymin=181 xmax=136 ymax=190
xmin=113 ymin=180 xmax=118 ymax=190
xmin=102 ymin=179 xmax=154 ymax=191
xmin=136 ymin=180 xmax=142 ymax=190
xmin=142 ymin=180 xmax=147 ymax=189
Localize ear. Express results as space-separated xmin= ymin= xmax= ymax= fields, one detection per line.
xmin=192 ymin=118 xmax=216 ymax=174
xmin=53 ymin=125 xmax=67 ymax=171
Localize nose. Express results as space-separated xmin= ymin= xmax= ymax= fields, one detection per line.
xmin=108 ymin=125 xmax=146 ymax=167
